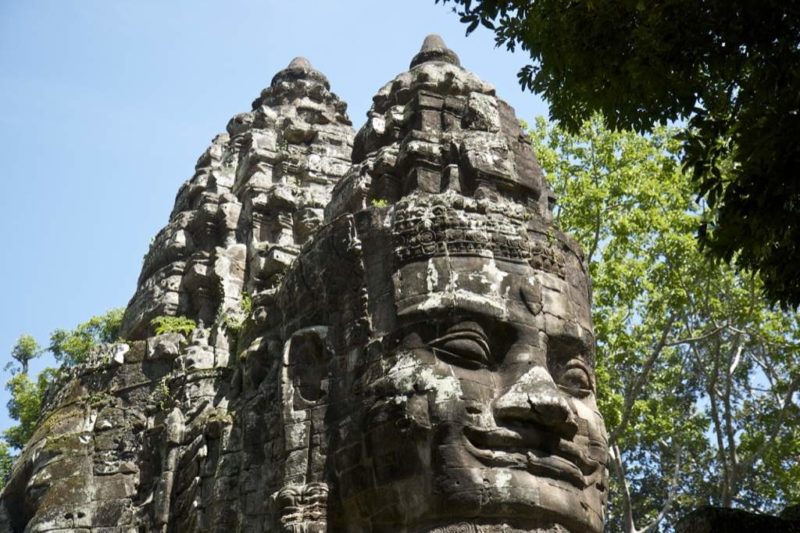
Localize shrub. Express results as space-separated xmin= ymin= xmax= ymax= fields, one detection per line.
xmin=150 ymin=315 xmax=196 ymax=336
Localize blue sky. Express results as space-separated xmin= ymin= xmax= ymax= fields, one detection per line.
xmin=0 ymin=0 xmax=547 ymax=437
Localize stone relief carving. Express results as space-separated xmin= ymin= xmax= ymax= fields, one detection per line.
xmin=0 ymin=35 xmax=607 ymax=533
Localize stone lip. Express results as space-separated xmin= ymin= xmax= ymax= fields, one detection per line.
xmin=410 ymin=33 xmax=461 ymax=68
xmin=675 ymin=506 xmax=800 ymax=533
xmin=270 ymin=56 xmax=330 ymax=89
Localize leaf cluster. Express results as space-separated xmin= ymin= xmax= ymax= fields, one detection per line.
xmin=150 ymin=315 xmax=196 ymax=336
xmin=48 ymin=308 xmax=124 ymax=366
xmin=3 ymin=370 xmax=57 ymax=449
xmin=0 ymin=442 xmax=13 ymax=487
xmin=1 ymin=307 xmax=124 ymax=475
xmin=7 ymin=335 xmax=42 ymax=374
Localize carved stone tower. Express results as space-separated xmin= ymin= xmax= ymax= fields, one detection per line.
xmin=0 ymin=36 xmax=607 ymax=533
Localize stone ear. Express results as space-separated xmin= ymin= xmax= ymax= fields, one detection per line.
xmin=275 ymin=327 xmax=332 ymax=532
xmin=283 ymin=326 xmax=331 ymax=405
xmin=279 ymin=326 xmax=333 ymax=481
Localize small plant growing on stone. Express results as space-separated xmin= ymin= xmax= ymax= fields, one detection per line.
xmin=215 ymin=292 xmax=253 ymax=353
xmin=220 ymin=312 xmax=243 ymax=336
xmin=371 ymin=198 xmax=389 ymax=208
xmin=240 ymin=292 xmax=253 ymax=316
xmin=150 ymin=315 xmax=196 ymax=336
xmin=546 ymin=227 xmax=556 ymax=246
xmin=153 ymin=376 xmax=173 ymax=411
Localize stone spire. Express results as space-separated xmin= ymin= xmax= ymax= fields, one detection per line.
xmin=409 ymin=33 xmax=461 ymax=68
xmin=328 ymin=31 xmax=553 ymax=224
xmin=267 ymin=56 xmax=330 ymax=94
xmin=120 ymin=58 xmax=354 ymax=341
xmin=287 ymin=56 xmax=311 ymax=70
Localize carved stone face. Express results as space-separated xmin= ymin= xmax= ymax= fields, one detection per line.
xmin=272 ymin=35 xmax=608 ymax=532
xmin=332 ymin=211 xmax=608 ymax=532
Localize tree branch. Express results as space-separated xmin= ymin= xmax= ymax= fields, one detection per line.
xmin=609 ymin=314 xmax=676 ymax=444
xmin=664 ymin=325 xmax=725 ymax=347
xmin=702 ymin=336 xmax=731 ymax=505
xmin=735 ymin=374 xmax=800 ymax=478
xmin=641 ymin=446 xmax=683 ymax=533
xmin=610 ymin=444 xmax=637 ymax=533
xmin=611 ymin=443 xmax=683 ymax=533
xmin=722 ymin=334 xmax=743 ymax=499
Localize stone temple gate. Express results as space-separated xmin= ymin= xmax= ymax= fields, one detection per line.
xmin=0 ymin=36 xmax=608 ymax=533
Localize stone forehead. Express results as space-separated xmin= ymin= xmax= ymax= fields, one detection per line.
xmin=392 ymin=194 xmax=533 ymax=265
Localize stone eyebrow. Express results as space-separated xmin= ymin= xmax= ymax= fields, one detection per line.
xmin=546 ymin=333 xmax=594 ymax=361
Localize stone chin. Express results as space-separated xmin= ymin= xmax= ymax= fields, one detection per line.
xmin=357 ymin=389 xmax=606 ymax=532
xmin=349 ymin=408 xmax=605 ymax=531
xmin=428 ymin=463 xmax=605 ymax=532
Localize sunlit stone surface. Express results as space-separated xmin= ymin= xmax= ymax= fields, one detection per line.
xmin=0 ymin=36 xmax=608 ymax=532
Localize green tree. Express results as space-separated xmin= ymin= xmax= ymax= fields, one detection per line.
xmin=529 ymin=116 xmax=800 ymax=530
xmin=49 ymin=307 xmax=124 ymax=366
xmin=0 ymin=308 xmax=123 ymax=455
xmin=0 ymin=441 xmax=14 ymax=489
xmin=3 ymin=371 xmax=52 ymax=450
xmin=439 ymin=0 xmax=800 ymax=308
xmin=7 ymin=334 xmax=41 ymax=374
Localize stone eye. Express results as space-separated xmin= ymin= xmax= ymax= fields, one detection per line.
xmin=558 ymin=361 xmax=594 ymax=396
xmin=430 ymin=321 xmax=491 ymax=368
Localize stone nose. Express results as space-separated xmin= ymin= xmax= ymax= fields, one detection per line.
xmin=493 ymin=366 xmax=579 ymax=438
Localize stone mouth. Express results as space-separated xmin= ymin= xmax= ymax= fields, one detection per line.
xmin=463 ymin=425 xmax=600 ymax=489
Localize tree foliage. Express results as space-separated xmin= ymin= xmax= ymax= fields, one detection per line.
xmin=439 ymin=0 xmax=800 ymax=307
xmin=3 ymin=371 xmax=52 ymax=450
xmin=7 ymin=335 xmax=41 ymax=374
xmin=48 ymin=307 xmax=124 ymax=366
xmin=1 ymin=308 xmax=124 ymax=464
xmin=529 ymin=116 xmax=800 ymax=530
xmin=0 ymin=441 xmax=13 ymax=488
xmin=150 ymin=315 xmax=196 ymax=336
